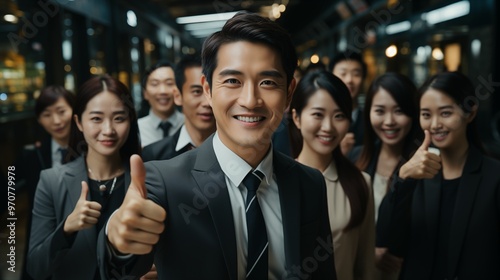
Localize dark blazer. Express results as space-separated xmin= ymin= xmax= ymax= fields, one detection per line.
xmin=348 ymin=142 xmax=381 ymax=178
xmin=98 ymin=135 xmax=336 ymax=279
xmin=350 ymin=108 xmax=364 ymax=147
xmin=15 ymin=137 xmax=53 ymax=280
xmin=16 ymin=137 xmax=52 ymax=203
xmin=382 ymin=146 xmax=500 ymax=279
xmin=349 ymin=142 xmax=405 ymax=248
xmin=28 ymin=157 xmax=131 ymax=280
xmin=142 ymin=126 xmax=184 ymax=161
xmin=271 ymin=113 xmax=292 ymax=156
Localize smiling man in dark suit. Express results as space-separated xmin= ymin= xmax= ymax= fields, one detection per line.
xmin=99 ymin=12 xmax=336 ymax=280
xmin=142 ymin=55 xmax=216 ymax=161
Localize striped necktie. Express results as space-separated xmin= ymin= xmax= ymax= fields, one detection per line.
xmin=242 ymin=170 xmax=268 ymax=280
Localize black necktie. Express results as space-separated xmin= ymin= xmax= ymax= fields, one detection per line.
xmin=159 ymin=122 xmax=172 ymax=137
xmin=59 ymin=148 xmax=68 ymax=164
xmin=180 ymin=143 xmax=195 ymax=154
xmin=242 ymin=170 xmax=268 ymax=280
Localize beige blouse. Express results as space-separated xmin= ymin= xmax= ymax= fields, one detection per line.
xmin=323 ymin=161 xmax=375 ymax=280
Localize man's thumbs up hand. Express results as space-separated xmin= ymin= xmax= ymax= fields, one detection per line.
xmin=107 ymin=155 xmax=167 ymax=255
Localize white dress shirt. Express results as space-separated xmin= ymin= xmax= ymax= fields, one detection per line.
xmin=138 ymin=109 xmax=184 ymax=147
xmin=51 ymin=139 xmax=65 ymax=168
xmin=212 ymin=133 xmax=285 ymax=280
xmin=175 ymin=125 xmax=195 ymax=151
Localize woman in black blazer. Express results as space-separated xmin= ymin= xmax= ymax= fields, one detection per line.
xmin=382 ymin=72 xmax=500 ymax=279
xmin=15 ymin=85 xmax=74 ymax=280
xmin=349 ymin=73 xmax=421 ymax=279
xmin=27 ymin=75 xmax=141 ymax=280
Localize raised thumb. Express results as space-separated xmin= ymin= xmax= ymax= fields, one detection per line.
xmin=420 ymin=130 xmax=432 ymax=151
xmin=80 ymin=181 xmax=89 ymax=200
xmin=129 ymin=154 xmax=147 ymax=198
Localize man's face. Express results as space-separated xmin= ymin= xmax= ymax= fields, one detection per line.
xmin=332 ymin=60 xmax=364 ymax=100
xmin=203 ymin=41 xmax=295 ymax=162
xmin=143 ymin=67 xmax=178 ymax=119
xmin=174 ymin=66 xmax=215 ymax=134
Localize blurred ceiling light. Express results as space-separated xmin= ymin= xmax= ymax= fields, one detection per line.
xmin=62 ymin=40 xmax=72 ymax=61
xmin=190 ymin=28 xmax=223 ymax=37
xmin=424 ymin=0 xmax=470 ymax=25
xmin=310 ymin=54 xmax=320 ymax=64
xmin=3 ymin=14 xmax=18 ymax=23
xmin=184 ymin=21 xmax=226 ymax=31
xmin=471 ymin=39 xmax=481 ymax=57
xmin=386 ymin=20 xmax=411 ymax=35
xmin=432 ymin=48 xmax=444 ymax=60
xmin=176 ymin=11 xmax=240 ymax=24
xmin=385 ymin=45 xmax=397 ymax=58
xmin=127 ymin=10 xmax=137 ymax=27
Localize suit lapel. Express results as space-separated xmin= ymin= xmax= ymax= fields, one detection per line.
xmin=273 ymin=152 xmax=301 ymax=273
xmin=447 ymin=148 xmax=482 ymax=277
xmin=39 ymin=138 xmax=52 ymax=169
xmin=191 ymin=136 xmax=237 ymax=280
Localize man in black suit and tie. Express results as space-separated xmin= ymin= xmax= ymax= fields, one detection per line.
xmin=99 ymin=12 xmax=336 ymax=280
xmin=142 ymin=55 xmax=216 ymax=161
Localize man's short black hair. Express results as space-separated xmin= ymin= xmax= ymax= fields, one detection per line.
xmin=202 ymin=12 xmax=297 ymax=89
xmin=329 ymin=51 xmax=367 ymax=79
xmin=142 ymin=61 xmax=175 ymax=89
xmin=175 ymin=55 xmax=202 ymax=94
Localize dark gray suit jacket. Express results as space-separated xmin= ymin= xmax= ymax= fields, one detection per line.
xmin=28 ymin=157 xmax=130 ymax=280
xmin=98 ymin=135 xmax=336 ymax=279
xmin=382 ymin=146 xmax=500 ymax=279
xmin=142 ymin=126 xmax=184 ymax=161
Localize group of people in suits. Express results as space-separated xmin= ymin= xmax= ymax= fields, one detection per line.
xmin=12 ymin=10 xmax=500 ymax=280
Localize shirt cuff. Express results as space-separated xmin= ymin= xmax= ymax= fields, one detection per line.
xmin=105 ymin=209 xmax=133 ymax=260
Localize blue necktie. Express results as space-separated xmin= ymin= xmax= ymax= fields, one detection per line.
xmin=243 ymin=170 xmax=268 ymax=280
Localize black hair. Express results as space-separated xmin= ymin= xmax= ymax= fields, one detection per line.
xmin=419 ymin=71 xmax=484 ymax=152
xmin=142 ymin=61 xmax=175 ymax=89
xmin=68 ymin=74 xmax=141 ymax=162
xmin=328 ymin=51 xmax=367 ymax=79
xmin=289 ymin=70 xmax=369 ymax=230
xmin=175 ymin=54 xmax=202 ymax=94
xmin=35 ymin=85 xmax=74 ymax=118
xmin=202 ymin=12 xmax=297 ymax=89
xmin=357 ymin=72 xmax=421 ymax=171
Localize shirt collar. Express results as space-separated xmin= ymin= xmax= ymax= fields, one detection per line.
xmin=351 ymin=107 xmax=360 ymax=122
xmin=51 ymin=138 xmax=62 ymax=154
xmin=212 ymin=132 xmax=273 ymax=188
xmin=149 ymin=109 xmax=182 ymax=127
xmin=148 ymin=109 xmax=164 ymax=127
xmin=323 ymin=160 xmax=339 ymax=182
xmin=175 ymin=125 xmax=194 ymax=151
